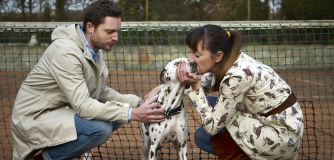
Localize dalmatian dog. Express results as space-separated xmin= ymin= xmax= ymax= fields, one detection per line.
xmin=141 ymin=58 xmax=198 ymax=160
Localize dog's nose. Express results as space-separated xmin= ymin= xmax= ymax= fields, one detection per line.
xmin=190 ymin=61 xmax=197 ymax=68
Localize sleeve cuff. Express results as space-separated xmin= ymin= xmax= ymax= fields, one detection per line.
xmin=128 ymin=107 xmax=132 ymax=122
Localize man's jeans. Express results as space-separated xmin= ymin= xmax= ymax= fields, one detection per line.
xmin=42 ymin=114 xmax=122 ymax=160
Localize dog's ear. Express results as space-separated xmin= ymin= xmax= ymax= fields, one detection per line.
xmin=174 ymin=61 xmax=182 ymax=66
xmin=160 ymin=69 xmax=167 ymax=85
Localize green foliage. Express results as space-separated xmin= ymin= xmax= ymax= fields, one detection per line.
xmin=118 ymin=0 xmax=242 ymax=21
xmin=55 ymin=0 xmax=67 ymax=21
xmin=281 ymin=0 xmax=334 ymax=20
xmin=234 ymin=0 xmax=269 ymax=20
xmin=117 ymin=0 xmax=146 ymax=21
xmin=42 ymin=2 xmax=52 ymax=22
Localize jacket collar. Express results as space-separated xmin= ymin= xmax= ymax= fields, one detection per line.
xmin=75 ymin=24 xmax=105 ymax=74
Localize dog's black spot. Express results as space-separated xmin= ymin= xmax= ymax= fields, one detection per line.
xmin=172 ymin=135 xmax=175 ymax=138
xmin=171 ymin=99 xmax=175 ymax=105
xmin=165 ymin=137 xmax=167 ymax=141
xmin=154 ymin=138 xmax=156 ymax=141
xmin=182 ymin=141 xmax=186 ymax=148
xmin=160 ymin=69 xmax=167 ymax=85
xmin=151 ymin=127 xmax=154 ymax=132
xmin=155 ymin=146 xmax=159 ymax=157
xmin=145 ymin=132 xmax=149 ymax=136
xmin=167 ymin=87 xmax=171 ymax=94
xmin=159 ymin=131 xmax=161 ymax=134
xmin=183 ymin=128 xmax=185 ymax=131
xmin=155 ymin=128 xmax=157 ymax=131
xmin=176 ymin=92 xmax=179 ymax=96
xmin=165 ymin=124 xmax=168 ymax=128
xmin=151 ymin=151 xmax=154 ymax=158
xmin=158 ymin=122 xmax=161 ymax=126
xmin=185 ymin=85 xmax=190 ymax=89
xmin=181 ymin=125 xmax=182 ymax=127
xmin=151 ymin=141 xmax=155 ymax=145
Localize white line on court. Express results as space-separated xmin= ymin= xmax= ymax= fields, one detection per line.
xmin=296 ymin=78 xmax=333 ymax=87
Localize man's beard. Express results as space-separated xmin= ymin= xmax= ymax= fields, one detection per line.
xmin=90 ymin=33 xmax=113 ymax=51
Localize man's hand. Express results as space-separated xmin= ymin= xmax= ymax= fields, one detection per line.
xmin=141 ymin=86 xmax=161 ymax=104
xmin=131 ymin=95 xmax=166 ymax=123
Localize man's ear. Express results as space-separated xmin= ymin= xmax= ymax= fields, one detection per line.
xmin=86 ymin=22 xmax=94 ymax=34
xmin=215 ymin=51 xmax=224 ymax=63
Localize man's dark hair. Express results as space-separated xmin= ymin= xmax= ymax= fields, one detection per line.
xmin=82 ymin=0 xmax=122 ymax=33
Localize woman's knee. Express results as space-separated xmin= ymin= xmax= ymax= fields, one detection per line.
xmin=194 ymin=127 xmax=216 ymax=154
xmin=194 ymin=127 xmax=209 ymax=146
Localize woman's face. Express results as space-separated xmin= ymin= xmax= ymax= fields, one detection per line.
xmin=188 ymin=40 xmax=217 ymax=75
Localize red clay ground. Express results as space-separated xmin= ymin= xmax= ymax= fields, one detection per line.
xmin=1 ymin=70 xmax=333 ymax=159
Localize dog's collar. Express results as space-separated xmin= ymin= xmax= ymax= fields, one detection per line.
xmin=161 ymin=103 xmax=183 ymax=118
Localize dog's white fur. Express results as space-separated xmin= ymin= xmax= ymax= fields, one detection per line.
xmin=141 ymin=58 xmax=198 ymax=160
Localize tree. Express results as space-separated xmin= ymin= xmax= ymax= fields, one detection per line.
xmin=55 ymin=0 xmax=67 ymax=21
xmin=234 ymin=0 xmax=269 ymax=20
xmin=42 ymin=1 xmax=52 ymax=22
xmin=281 ymin=0 xmax=334 ymax=20
xmin=203 ymin=0 xmax=242 ymax=21
xmin=117 ymin=0 xmax=146 ymax=21
xmin=19 ymin=0 xmax=27 ymax=21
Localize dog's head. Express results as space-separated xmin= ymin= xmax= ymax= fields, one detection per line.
xmin=157 ymin=58 xmax=198 ymax=112
xmin=160 ymin=58 xmax=198 ymax=86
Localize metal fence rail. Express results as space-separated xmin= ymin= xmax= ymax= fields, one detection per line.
xmin=1 ymin=21 xmax=333 ymax=159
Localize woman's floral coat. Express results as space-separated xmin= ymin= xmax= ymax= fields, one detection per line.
xmin=188 ymin=52 xmax=304 ymax=160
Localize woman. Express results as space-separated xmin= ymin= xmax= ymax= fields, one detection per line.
xmin=177 ymin=24 xmax=303 ymax=159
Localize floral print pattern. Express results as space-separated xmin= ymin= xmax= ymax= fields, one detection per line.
xmin=188 ymin=52 xmax=304 ymax=159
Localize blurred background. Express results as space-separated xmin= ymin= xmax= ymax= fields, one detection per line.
xmin=1 ymin=0 xmax=333 ymax=22
xmin=1 ymin=1 xmax=333 ymax=159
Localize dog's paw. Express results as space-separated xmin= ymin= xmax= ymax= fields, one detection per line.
xmin=200 ymin=73 xmax=215 ymax=86
xmin=200 ymin=73 xmax=215 ymax=94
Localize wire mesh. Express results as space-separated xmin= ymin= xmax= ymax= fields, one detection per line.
xmin=0 ymin=21 xmax=333 ymax=159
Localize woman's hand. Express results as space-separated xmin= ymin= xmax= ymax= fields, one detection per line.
xmin=176 ymin=61 xmax=201 ymax=91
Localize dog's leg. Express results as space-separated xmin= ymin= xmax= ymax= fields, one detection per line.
xmin=141 ymin=123 xmax=150 ymax=160
xmin=172 ymin=108 xmax=188 ymax=160
xmin=83 ymin=149 xmax=93 ymax=160
xmin=148 ymin=139 xmax=161 ymax=160
xmin=178 ymin=139 xmax=188 ymax=160
xmin=172 ymin=138 xmax=188 ymax=160
xmin=172 ymin=140 xmax=181 ymax=159
xmin=180 ymin=109 xmax=189 ymax=160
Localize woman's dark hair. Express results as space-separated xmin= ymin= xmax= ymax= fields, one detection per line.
xmin=186 ymin=24 xmax=243 ymax=92
xmin=82 ymin=0 xmax=122 ymax=33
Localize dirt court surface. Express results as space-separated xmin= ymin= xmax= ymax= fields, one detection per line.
xmin=1 ymin=70 xmax=333 ymax=160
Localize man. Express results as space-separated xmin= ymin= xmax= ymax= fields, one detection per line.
xmin=10 ymin=1 xmax=166 ymax=159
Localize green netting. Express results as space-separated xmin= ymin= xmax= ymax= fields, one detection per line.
xmin=0 ymin=21 xmax=333 ymax=159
